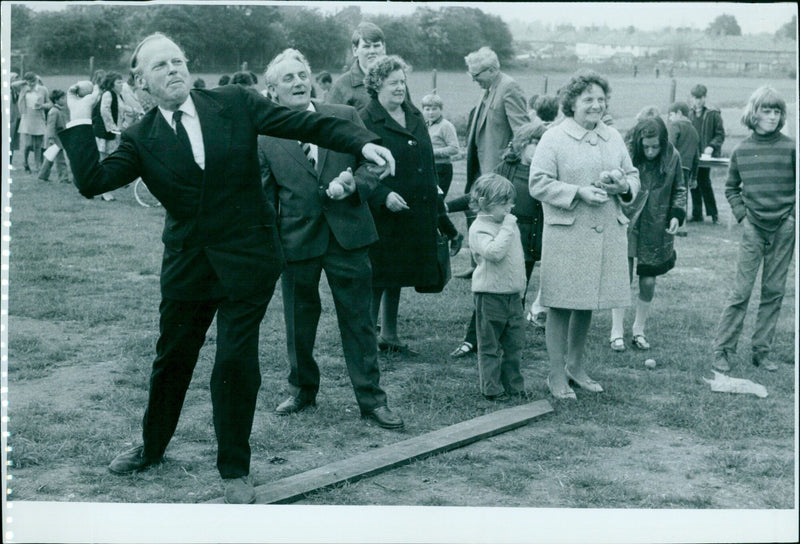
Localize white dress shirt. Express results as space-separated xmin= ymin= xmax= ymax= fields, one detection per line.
xmin=297 ymin=102 xmax=318 ymax=164
xmin=159 ymin=96 xmax=205 ymax=169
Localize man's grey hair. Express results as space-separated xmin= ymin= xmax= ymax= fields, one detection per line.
xmin=465 ymin=47 xmax=499 ymax=71
xmin=265 ymin=48 xmax=312 ymax=88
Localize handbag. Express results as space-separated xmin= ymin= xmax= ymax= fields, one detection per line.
xmin=415 ymin=232 xmax=451 ymax=294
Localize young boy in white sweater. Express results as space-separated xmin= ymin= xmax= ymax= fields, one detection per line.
xmin=469 ymin=174 xmax=527 ymax=401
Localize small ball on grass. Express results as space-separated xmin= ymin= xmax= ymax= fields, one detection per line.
xmin=644 ymin=358 xmax=656 ymax=369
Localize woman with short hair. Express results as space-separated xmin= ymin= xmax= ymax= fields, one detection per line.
xmin=529 ymin=70 xmax=640 ymax=399
xmin=360 ymin=56 xmax=440 ymax=355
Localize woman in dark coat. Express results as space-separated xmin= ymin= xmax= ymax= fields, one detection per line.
xmin=360 ymin=55 xmax=439 ymax=354
xmin=609 ymin=116 xmax=686 ymax=351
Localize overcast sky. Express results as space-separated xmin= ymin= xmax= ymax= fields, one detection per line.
xmin=22 ymin=1 xmax=798 ymax=34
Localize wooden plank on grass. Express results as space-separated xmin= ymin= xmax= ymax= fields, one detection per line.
xmin=208 ymin=400 xmax=553 ymax=504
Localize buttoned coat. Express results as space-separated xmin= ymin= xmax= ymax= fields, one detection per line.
xmin=529 ymin=117 xmax=640 ymax=310
xmin=60 ymin=85 xmax=378 ymax=302
xmin=360 ymin=98 xmax=439 ymax=288
xmin=465 ymin=72 xmax=529 ymax=190
xmin=258 ymin=102 xmax=379 ymax=262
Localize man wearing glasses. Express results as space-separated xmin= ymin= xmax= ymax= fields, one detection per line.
xmin=447 ymin=46 xmax=528 ymax=358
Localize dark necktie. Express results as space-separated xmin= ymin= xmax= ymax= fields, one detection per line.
xmin=173 ymin=110 xmax=194 ymax=162
xmin=300 ymin=141 xmax=316 ymax=169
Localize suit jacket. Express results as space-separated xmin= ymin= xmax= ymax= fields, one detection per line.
xmin=465 ymin=72 xmax=528 ymax=191
xmin=258 ymin=102 xmax=379 ymax=262
xmin=689 ymin=105 xmax=725 ymax=157
xmin=60 ymin=85 xmax=378 ymax=301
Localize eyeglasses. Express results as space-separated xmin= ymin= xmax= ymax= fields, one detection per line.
xmin=468 ymin=67 xmax=491 ymax=80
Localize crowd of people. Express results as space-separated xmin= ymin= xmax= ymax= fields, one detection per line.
xmin=18 ymin=22 xmax=794 ymax=503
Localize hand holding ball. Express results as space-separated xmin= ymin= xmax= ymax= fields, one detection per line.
xmin=67 ymin=80 xmax=99 ymax=122
xmin=327 ymin=182 xmax=345 ymax=199
xmin=70 ymin=81 xmax=94 ymax=97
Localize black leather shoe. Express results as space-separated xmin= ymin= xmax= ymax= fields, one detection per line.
xmin=362 ymin=406 xmax=404 ymax=429
xmin=275 ymin=395 xmax=316 ymax=416
xmin=108 ymin=444 xmax=161 ymax=475
xmin=378 ymin=338 xmax=419 ymax=356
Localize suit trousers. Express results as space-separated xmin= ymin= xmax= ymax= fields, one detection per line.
xmin=142 ymin=291 xmax=272 ymax=479
xmin=281 ymin=234 xmax=387 ymax=413
xmin=690 ymin=167 xmax=718 ymax=220
xmin=474 ymin=292 xmax=526 ymax=396
xmin=714 ymin=215 xmax=795 ymax=357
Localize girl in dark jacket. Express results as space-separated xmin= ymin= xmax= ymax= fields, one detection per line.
xmin=609 ymin=116 xmax=687 ymax=351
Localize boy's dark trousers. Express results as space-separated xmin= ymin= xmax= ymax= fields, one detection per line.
xmin=474 ymin=292 xmax=525 ymax=396
xmin=690 ymin=167 xmax=718 ymax=221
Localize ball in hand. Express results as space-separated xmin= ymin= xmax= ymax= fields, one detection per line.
xmin=327 ymin=182 xmax=345 ymax=199
xmin=71 ymin=81 xmax=94 ymax=97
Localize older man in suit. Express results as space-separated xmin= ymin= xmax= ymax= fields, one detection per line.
xmin=59 ymin=33 xmax=394 ymax=504
xmin=447 ymin=46 xmax=528 ymax=358
xmin=258 ymin=49 xmax=403 ymax=430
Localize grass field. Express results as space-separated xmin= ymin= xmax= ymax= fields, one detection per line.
xmin=6 ymin=132 xmax=796 ymax=516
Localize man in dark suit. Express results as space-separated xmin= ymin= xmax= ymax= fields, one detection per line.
xmin=59 ymin=33 xmax=395 ymax=504
xmin=257 ymin=49 xmax=403 ymax=430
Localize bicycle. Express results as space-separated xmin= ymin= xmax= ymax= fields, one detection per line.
xmin=133 ymin=178 xmax=161 ymax=208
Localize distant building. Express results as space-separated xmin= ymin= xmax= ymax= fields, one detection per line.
xmin=515 ymin=28 xmax=795 ymax=74
xmin=687 ymin=35 xmax=795 ymax=73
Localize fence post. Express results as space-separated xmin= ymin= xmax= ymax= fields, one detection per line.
xmin=543 ymin=75 xmax=548 ymax=94
xmin=89 ymin=56 xmax=94 ymax=79
xmin=432 ymin=69 xmax=437 ymax=93
xmin=669 ymin=78 xmax=676 ymax=109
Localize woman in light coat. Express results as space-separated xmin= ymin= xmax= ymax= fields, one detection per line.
xmin=529 ymin=70 xmax=640 ymax=399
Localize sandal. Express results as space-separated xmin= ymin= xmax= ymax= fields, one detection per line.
xmin=632 ymin=334 xmax=650 ymax=350
xmin=610 ymin=337 xmax=626 ymax=352
xmin=449 ymin=341 xmax=475 ymax=358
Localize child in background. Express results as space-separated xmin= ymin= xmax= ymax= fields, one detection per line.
xmin=469 ymin=174 xmax=527 ymax=401
xmin=712 ymin=86 xmax=795 ymax=373
xmin=667 ymin=102 xmax=700 ymax=191
xmin=38 ymin=90 xmax=71 ymax=183
xmin=667 ymin=101 xmax=700 ymax=238
xmin=609 ymin=117 xmax=686 ymax=351
xmin=524 ymin=94 xmax=560 ymax=328
xmin=423 ymin=92 xmax=463 ymax=255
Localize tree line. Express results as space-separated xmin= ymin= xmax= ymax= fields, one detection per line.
xmin=10 ymin=4 xmax=515 ymax=74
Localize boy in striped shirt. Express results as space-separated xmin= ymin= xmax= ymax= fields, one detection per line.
xmin=712 ymin=86 xmax=795 ymax=373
